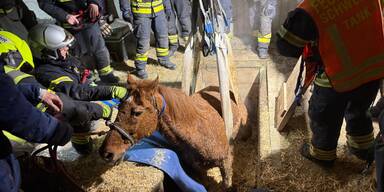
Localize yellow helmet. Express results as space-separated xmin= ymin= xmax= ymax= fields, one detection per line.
xmin=0 ymin=31 xmax=34 ymax=71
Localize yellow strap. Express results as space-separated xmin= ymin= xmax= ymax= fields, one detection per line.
xmin=135 ymin=53 xmax=148 ymax=61
xmin=277 ymin=25 xmax=311 ymax=48
xmin=71 ymin=135 xmax=90 ymax=144
xmin=257 ymin=37 xmax=271 ymax=44
xmin=132 ymin=4 xmax=164 ymax=14
xmin=131 ymin=0 xmax=163 ymax=8
xmin=48 ymin=76 xmax=73 ymax=90
xmin=347 ymin=132 xmax=375 ymax=149
xmin=309 ymin=144 xmax=337 ymax=161
xmin=5 ymin=68 xmax=33 ymax=85
xmin=168 ymin=35 xmax=178 ymax=44
xmin=0 ymin=8 xmax=14 ymax=14
xmin=99 ymin=65 xmax=114 ymax=76
xmin=156 ymin=48 xmax=169 ymax=57
xmin=2 ymin=131 xmax=26 ymax=144
xmin=56 ymin=0 xmax=73 ymax=2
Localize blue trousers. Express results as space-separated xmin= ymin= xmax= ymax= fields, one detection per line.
xmin=168 ymin=0 xmax=191 ymax=38
xmin=0 ymin=154 xmax=20 ymax=192
xmin=134 ymin=13 xmax=169 ymax=69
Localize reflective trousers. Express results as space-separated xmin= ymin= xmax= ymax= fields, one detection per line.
xmin=72 ymin=24 xmax=112 ymax=75
xmin=168 ymin=0 xmax=191 ymax=38
xmin=133 ymin=13 xmax=169 ymax=70
xmin=308 ymin=81 xmax=379 ymax=160
xmin=249 ymin=0 xmax=277 ymax=49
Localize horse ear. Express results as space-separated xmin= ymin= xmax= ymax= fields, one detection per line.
xmin=127 ymin=74 xmax=138 ymax=90
xmin=150 ymin=76 xmax=159 ymax=90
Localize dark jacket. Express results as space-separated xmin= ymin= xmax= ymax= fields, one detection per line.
xmin=0 ymin=68 xmax=60 ymax=158
xmin=0 ymin=0 xmax=38 ymax=30
xmin=35 ymin=57 xmax=114 ymax=101
xmin=37 ymin=0 xmax=101 ymax=23
xmin=276 ymin=8 xmax=318 ymax=58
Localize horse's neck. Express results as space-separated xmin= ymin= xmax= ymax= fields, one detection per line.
xmin=157 ymin=86 xmax=203 ymax=131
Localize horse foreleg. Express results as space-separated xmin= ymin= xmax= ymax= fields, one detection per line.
xmin=220 ymin=154 xmax=233 ymax=190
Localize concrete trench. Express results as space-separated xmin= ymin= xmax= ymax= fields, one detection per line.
xmin=21 ymin=0 xmax=379 ymax=191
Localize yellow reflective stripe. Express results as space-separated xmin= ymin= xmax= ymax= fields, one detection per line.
xmin=309 ymin=144 xmax=337 ymax=161
xmin=156 ymin=48 xmax=169 ymax=56
xmin=132 ymin=4 xmax=164 ymax=14
xmin=35 ymin=90 xmax=55 ymax=112
xmin=5 ymin=69 xmax=32 ymax=85
xmin=135 ymin=53 xmax=148 ymax=61
xmin=169 ymin=35 xmax=178 ymax=44
xmin=71 ymin=135 xmax=90 ymax=144
xmin=57 ymin=0 xmax=72 ymax=2
xmin=0 ymin=8 xmax=14 ymax=14
xmin=257 ymin=37 xmax=271 ymax=43
xmin=99 ymin=65 xmax=114 ymax=76
xmin=131 ymin=0 xmax=163 ymax=8
xmin=277 ymin=25 xmax=311 ymax=48
xmin=2 ymin=131 xmax=26 ymax=143
xmin=347 ymin=132 xmax=375 ymax=149
xmin=49 ymin=76 xmax=73 ymax=90
xmin=314 ymin=72 xmax=332 ymax=88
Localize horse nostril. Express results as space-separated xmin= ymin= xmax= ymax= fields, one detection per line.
xmin=103 ymin=152 xmax=114 ymax=162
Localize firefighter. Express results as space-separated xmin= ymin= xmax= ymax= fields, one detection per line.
xmin=37 ymin=0 xmax=120 ymax=83
xmin=0 ymin=32 xmax=73 ymax=192
xmin=0 ymin=0 xmax=38 ymax=40
xmin=119 ymin=0 xmax=176 ymax=79
xmin=28 ymin=23 xmax=130 ymax=154
xmin=167 ymin=0 xmax=192 ymax=56
xmin=277 ymin=0 xmax=384 ymax=167
xmin=249 ymin=0 xmax=277 ymax=59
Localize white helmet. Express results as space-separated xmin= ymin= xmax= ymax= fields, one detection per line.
xmin=28 ymin=23 xmax=75 ymax=60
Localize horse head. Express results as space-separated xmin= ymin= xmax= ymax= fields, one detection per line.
xmin=99 ymin=75 xmax=163 ymax=164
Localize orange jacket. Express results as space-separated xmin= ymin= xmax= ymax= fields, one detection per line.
xmin=299 ymin=0 xmax=384 ymax=92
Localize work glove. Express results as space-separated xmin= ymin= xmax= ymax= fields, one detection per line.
xmin=111 ymin=86 xmax=129 ymax=100
xmin=49 ymin=121 xmax=73 ymax=146
xmin=39 ymin=89 xmax=63 ymax=114
xmin=94 ymin=100 xmax=116 ymax=120
xmin=99 ymin=18 xmax=112 ymax=38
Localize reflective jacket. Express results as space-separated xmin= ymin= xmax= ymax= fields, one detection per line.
xmin=0 ymin=65 xmax=60 ymax=159
xmin=120 ymin=0 xmax=172 ymax=18
xmin=35 ymin=57 xmax=114 ymax=101
xmin=298 ymin=0 xmax=384 ymax=92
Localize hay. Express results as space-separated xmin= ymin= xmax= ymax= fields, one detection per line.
xmin=256 ymin=110 xmax=377 ymax=192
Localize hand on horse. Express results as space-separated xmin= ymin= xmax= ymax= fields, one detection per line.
xmin=111 ymin=86 xmax=129 ymax=101
xmin=94 ymin=101 xmax=113 ymax=120
xmin=49 ymin=121 xmax=73 ymax=146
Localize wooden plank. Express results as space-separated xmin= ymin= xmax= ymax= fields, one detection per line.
xmin=182 ymin=35 xmax=194 ymax=95
xmin=226 ymin=36 xmax=240 ymax=103
xmin=215 ymin=34 xmax=234 ymax=140
xmin=274 ymin=57 xmax=303 ymax=131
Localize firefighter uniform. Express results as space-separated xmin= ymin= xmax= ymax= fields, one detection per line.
xmin=167 ymin=0 xmax=191 ymax=55
xmin=0 ymin=0 xmax=37 ymax=40
xmin=34 ymin=56 xmax=128 ymax=153
xmin=277 ymin=0 xmax=384 ymax=166
xmin=0 ymin=31 xmax=72 ymax=192
xmin=249 ymin=0 xmax=276 ymax=59
xmin=220 ymin=0 xmax=233 ymax=35
xmin=120 ymin=0 xmax=176 ymax=79
xmin=37 ymin=0 xmax=119 ymax=83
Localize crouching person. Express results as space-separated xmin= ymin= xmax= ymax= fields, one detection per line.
xmin=28 ymin=24 xmax=130 ymax=154
xmin=0 ymin=61 xmax=72 ymax=192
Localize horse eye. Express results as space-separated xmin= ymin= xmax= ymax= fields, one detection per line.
xmin=131 ymin=110 xmax=143 ymax=117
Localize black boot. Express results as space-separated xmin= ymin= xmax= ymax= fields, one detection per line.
xmin=100 ymin=73 xmax=119 ymax=84
xmin=71 ymin=136 xmax=93 ymax=155
xmin=158 ymin=60 xmax=176 ymax=70
xmin=300 ymin=143 xmax=335 ymax=168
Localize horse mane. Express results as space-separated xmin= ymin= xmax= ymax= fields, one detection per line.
xmin=158 ymin=86 xmax=206 ymax=123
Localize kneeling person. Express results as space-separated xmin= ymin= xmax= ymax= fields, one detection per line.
xmin=28 ymin=24 xmax=130 ymax=154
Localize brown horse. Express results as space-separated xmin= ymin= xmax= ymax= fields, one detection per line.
xmin=99 ymin=75 xmax=245 ymax=189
